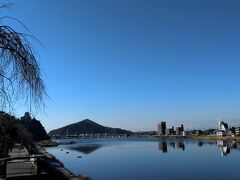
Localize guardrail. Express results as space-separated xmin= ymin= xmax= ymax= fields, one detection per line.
xmin=0 ymin=155 xmax=45 ymax=179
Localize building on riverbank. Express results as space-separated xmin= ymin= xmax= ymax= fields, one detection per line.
xmin=157 ymin=122 xmax=185 ymax=136
xmin=216 ymin=121 xmax=232 ymax=137
xmin=176 ymin=125 xmax=184 ymax=135
xmin=166 ymin=126 xmax=174 ymax=135
xmin=235 ymin=126 xmax=240 ymax=136
xmin=158 ymin=122 xmax=166 ymax=135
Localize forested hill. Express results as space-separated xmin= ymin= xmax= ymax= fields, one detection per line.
xmin=49 ymin=119 xmax=132 ymax=136
xmin=20 ymin=112 xmax=50 ymax=141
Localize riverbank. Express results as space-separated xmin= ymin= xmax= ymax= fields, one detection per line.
xmin=30 ymin=142 xmax=90 ymax=180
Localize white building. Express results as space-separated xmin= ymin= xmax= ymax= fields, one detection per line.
xmin=219 ymin=121 xmax=228 ymax=131
xmin=216 ymin=121 xmax=232 ymax=137
xmin=235 ymin=126 xmax=240 ymax=136
xmin=182 ymin=131 xmax=189 ymax=136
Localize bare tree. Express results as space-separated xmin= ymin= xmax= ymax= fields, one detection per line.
xmin=0 ymin=4 xmax=47 ymax=159
xmin=0 ymin=3 xmax=46 ymax=112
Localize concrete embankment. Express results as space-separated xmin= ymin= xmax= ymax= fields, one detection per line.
xmin=32 ymin=144 xmax=79 ymax=180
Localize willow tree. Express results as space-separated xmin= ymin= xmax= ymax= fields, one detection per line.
xmin=0 ymin=4 xmax=46 ymax=113
xmin=0 ymin=4 xmax=46 ymax=158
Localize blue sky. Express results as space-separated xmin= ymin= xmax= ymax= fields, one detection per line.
xmin=4 ymin=0 xmax=240 ymax=132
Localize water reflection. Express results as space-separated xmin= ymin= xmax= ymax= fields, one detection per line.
xmin=158 ymin=141 xmax=185 ymax=153
xmin=47 ymin=138 xmax=240 ymax=180
xmin=63 ymin=139 xmax=240 ymax=156
xmin=158 ymin=141 xmax=167 ymax=153
xmin=68 ymin=144 xmax=103 ymax=154
xmin=217 ymin=141 xmax=230 ymax=156
xmin=176 ymin=141 xmax=185 ymax=151
xmin=158 ymin=140 xmax=240 ymax=156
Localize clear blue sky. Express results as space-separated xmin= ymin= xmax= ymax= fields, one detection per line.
xmin=4 ymin=0 xmax=240 ymax=132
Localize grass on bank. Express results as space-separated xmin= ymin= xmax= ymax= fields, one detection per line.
xmin=36 ymin=140 xmax=77 ymax=147
xmin=78 ymin=175 xmax=91 ymax=180
xmin=35 ymin=140 xmax=59 ymax=147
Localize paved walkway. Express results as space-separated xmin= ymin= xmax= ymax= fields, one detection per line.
xmin=2 ymin=144 xmax=79 ymax=179
xmin=8 ymin=144 xmax=29 ymax=157
xmin=6 ymin=144 xmax=36 ymax=178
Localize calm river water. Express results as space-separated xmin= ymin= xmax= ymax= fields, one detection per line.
xmin=46 ymin=137 xmax=240 ymax=180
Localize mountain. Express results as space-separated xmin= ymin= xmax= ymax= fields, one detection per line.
xmin=49 ymin=119 xmax=132 ymax=136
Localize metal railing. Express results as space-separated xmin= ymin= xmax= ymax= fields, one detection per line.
xmin=0 ymin=155 xmax=45 ymax=179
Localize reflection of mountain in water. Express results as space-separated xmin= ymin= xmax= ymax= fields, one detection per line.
xmin=68 ymin=144 xmax=103 ymax=154
xmin=158 ymin=140 xmax=240 ymax=156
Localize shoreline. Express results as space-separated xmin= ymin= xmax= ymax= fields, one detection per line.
xmin=31 ymin=142 xmax=90 ymax=180
xmin=46 ymin=135 xmax=240 ymax=143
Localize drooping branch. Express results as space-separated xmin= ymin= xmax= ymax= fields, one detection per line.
xmin=0 ymin=23 xmax=46 ymax=112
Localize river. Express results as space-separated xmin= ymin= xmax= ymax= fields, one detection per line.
xmin=45 ymin=137 xmax=240 ymax=180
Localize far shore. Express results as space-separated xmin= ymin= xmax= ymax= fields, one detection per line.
xmin=153 ymin=135 xmax=240 ymax=141
xmin=38 ymin=135 xmax=240 ymax=147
